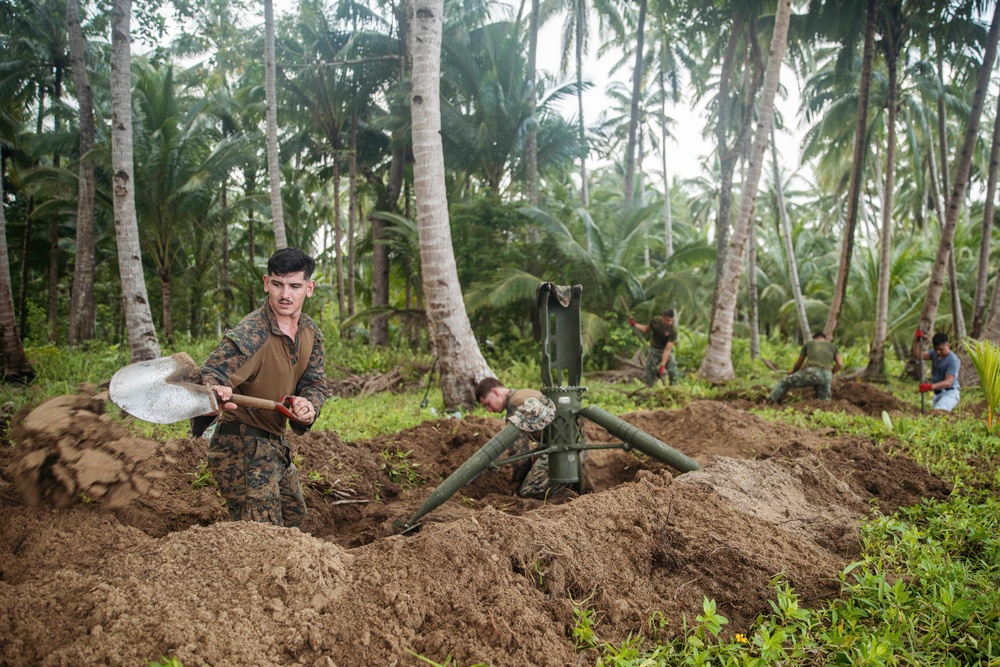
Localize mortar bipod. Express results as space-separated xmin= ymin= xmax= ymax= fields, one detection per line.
xmin=392 ymin=282 xmax=701 ymax=535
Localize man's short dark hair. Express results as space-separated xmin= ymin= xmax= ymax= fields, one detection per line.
xmin=932 ymin=332 xmax=949 ymax=347
xmin=268 ymin=247 xmax=315 ymax=279
xmin=813 ymin=331 xmax=826 ymax=340
xmin=662 ymin=309 xmax=675 ymax=318
xmin=474 ymin=377 xmax=505 ymax=402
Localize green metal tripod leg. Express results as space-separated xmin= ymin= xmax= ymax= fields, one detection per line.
xmin=579 ymin=405 xmax=700 ymax=472
xmin=394 ymin=423 xmax=524 ymax=533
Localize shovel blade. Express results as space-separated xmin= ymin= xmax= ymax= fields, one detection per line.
xmin=109 ymin=353 xmax=218 ymax=424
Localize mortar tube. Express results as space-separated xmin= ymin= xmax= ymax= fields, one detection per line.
xmin=578 ymin=405 xmax=700 ymax=472
xmin=399 ymin=423 xmax=524 ymax=530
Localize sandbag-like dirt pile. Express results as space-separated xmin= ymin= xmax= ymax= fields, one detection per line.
xmin=0 ymin=395 xmax=950 ymax=667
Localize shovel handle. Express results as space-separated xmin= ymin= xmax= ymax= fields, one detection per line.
xmin=230 ymin=394 xmax=299 ymax=422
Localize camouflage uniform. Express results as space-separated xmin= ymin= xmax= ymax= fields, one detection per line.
xmin=201 ymin=303 xmax=327 ymax=527
xmin=502 ymin=389 xmax=565 ymax=499
xmin=770 ymin=340 xmax=838 ymax=403
xmin=644 ymin=320 xmax=679 ymax=387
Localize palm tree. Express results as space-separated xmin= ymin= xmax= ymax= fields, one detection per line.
xmin=917 ymin=3 xmax=1000 ymax=339
xmin=622 ymin=0 xmax=647 ymax=209
xmin=408 ymin=0 xmax=492 ymax=408
xmin=0 ymin=159 xmax=33 ymax=380
xmin=861 ymin=0 xmax=904 ymax=381
xmin=264 ymin=0 xmax=287 ymax=249
xmin=819 ymin=0 xmax=877 ymax=339
xmin=65 ymin=0 xmax=96 ymax=344
xmin=770 ymin=119 xmax=810 ymax=342
xmin=972 ymin=88 xmax=1000 ymax=338
xmin=110 ymin=0 xmax=159 ymax=362
xmin=699 ymin=0 xmax=792 ymax=382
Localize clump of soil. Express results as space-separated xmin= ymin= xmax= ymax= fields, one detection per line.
xmin=5 ymin=388 xmax=175 ymax=509
xmin=0 ymin=394 xmax=951 ymax=667
xmin=721 ymin=378 xmax=915 ymax=417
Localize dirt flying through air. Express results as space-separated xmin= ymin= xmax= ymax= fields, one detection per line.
xmin=0 ymin=379 xmax=952 ymax=666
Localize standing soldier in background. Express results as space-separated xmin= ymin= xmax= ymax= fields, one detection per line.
xmin=769 ymin=332 xmax=843 ymax=403
xmin=475 ymin=377 xmax=574 ymax=500
xmin=200 ymin=248 xmax=328 ymax=527
xmin=911 ymin=330 xmax=961 ymax=412
xmin=629 ymin=309 xmax=679 ymax=387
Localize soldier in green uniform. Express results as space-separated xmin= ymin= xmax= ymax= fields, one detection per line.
xmin=629 ymin=309 xmax=679 ymax=387
xmin=769 ymin=332 xmax=843 ymax=403
xmin=474 ymin=377 xmax=571 ymax=499
xmin=200 ymin=248 xmax=328 ymax=527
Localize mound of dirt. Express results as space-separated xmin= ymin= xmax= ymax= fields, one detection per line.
xmin=5 ymin=389 xmax=176 ymax=509
xmin=0 ymin=396 xmax=951 ymax=666
xmin=719 ymin=378 xmax=915 ymax=417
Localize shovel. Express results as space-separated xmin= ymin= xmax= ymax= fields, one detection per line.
xmin=109 ymin=352 xmax=298 ymax=424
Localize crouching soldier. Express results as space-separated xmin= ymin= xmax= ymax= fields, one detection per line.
xmin=475 ymin=377 xmax=573 ymax=500
xmin=769 ymin=332 xmax=843 ymax=404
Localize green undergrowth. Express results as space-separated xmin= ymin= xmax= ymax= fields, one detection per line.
xmin=583 ymin=390 xmax=1000 ymax=665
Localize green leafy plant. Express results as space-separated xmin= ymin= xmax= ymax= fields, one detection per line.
xmin=965 ymin=338 xmax=1000 ymax=433
xmin=147 ymin=657 xmax=184 ymax=667
xmin=189 ymin=459 xmax=216 ymax=489
xmin=379 ymin=449 xmax=424 ymax=488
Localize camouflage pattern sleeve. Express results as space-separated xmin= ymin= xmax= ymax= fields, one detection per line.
xmin=200 ymin=336 xmax=246 ymax=387
xmin=296 ymin=332 xmax=328 ymax=415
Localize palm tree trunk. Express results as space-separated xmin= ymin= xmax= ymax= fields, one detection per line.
xmin=575 ymin=0 xmax=589 ymax=207
xmin=771 ymin=119 xmax=810 ymax=342
xmin=660 ymin=70 xmax=673 ymax=259
xmin=972 ymin=91 xmax=1000 ymax=338
xmin=525 ymin=0 xmax=539 ymax=208
xmin=712 ymin=15 xmax=742 ymax=299
xmin=264 ymin=0 xmax=287 ymax=250
xmin=370 ymin=146 xmax=405 ymax=348
xmin=824 ymin=0 xmax=876 ymax=339
xmin=623 ymin=0 xmax=647 ymax=209
xmin=861 ymin=54 xmax=897 ymax=382
xmin=0 ymin=157 xmax=33 ymax=380
xmin=111 ymin=0 xmax=160 ymax=362
xmin=918 ymin=4 xmax=1000 ymax=338
xmin=66 ymin=0 xmax=96 ymax=345
xmin=333 ymin=154 xmax=345 ymax=317
xmin=348 ymin=112 xmax=358 ymax=317
xmin=47 ymin=68 xmax=62 ymax=343
xmin=748 ymin=214 xmax=759 ymax=360
xmin=698 ymin=0 xmax=791 ymax=381
xmin=408 ymin=0 xmax=492 ymax=408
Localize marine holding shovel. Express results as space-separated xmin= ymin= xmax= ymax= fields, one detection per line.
xmin=199 ymin=248 xmax=328 ymax=527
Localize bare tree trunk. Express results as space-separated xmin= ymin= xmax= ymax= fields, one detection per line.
xmin=47 ymin=69 xmax=62 ymax=343
xmin=66 ymin=0 xmax=96 ymax=345
xmin=332 ymin=156 xmax=345 ymax=317
xmin=861 ymin=53 xmax=897 ymax=382
xmin=348 ymin=113 xmax=357 ymax=317
xmin=748 ymin=213 xmax=759 ymax=360
xmin=824 ymin=0 xmax=876 ymax=338
xmin=370 ymin=146 xmax=405 ymax=348
xmin=712 ymin=15 xmax=742 ymax=298
xmin=660 ymin=69 xmax=673 ymax=259
xmin=264 ymin=0 xmax=287 ymax=250
xmin=0 ymin=157 xmax=33 ymax=380
xmin=971 ymin=94 xmax=1000 ymax=337
xmin=917 ymin=4 xmax=1000 ymax=338
xmin=623 ymin=0 xmax=647 ymax=209
xmin=699 ymin=0 xmax=791 ymax=381
xmin=111 ymin=0 xmax=160 ymax=362
xmin=575 ymin=0 xmax=588 ymax=207
xmin=525 ymin=0 xmax=539 ymax=208
xmin=771 ymin=119 xmax=810 ymax=342
xmin=408 ymin=0 xmax=492 ymax=408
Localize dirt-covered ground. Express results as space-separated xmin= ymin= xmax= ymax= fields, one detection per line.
xmin=0 ymin=379 xmax=954 ymax=667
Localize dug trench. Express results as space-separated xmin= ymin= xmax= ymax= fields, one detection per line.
xmin=0 ymin=381 xmax=951 ymax=667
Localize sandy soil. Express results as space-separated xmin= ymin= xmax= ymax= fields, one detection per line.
xmin=0 ymin=382 xmax=951 ymax=667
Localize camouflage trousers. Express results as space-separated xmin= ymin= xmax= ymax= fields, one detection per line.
xmin=770 ymin=366 xmax=833 ymax=403
xmin=208 ymin=432 xmax=305 ymax=527
xmin=507 ymin=433 xmax=575 ymax=500
xmin=644 ymin=348 xmax=678 ymax=387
